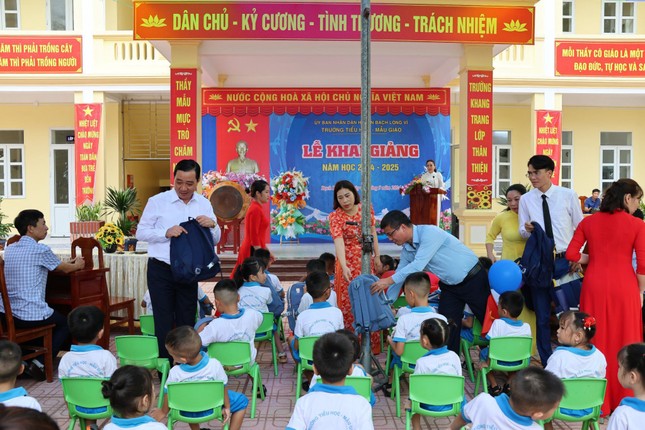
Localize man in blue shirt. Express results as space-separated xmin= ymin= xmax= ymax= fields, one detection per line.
xmin=584 ymin=189 xmax=601 ymax=213
xmin=371 ymin=210 xmax=490 ymax=353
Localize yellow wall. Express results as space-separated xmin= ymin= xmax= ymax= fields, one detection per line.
xmin=124 ymin=160 xmax=169 ymax=211
xmin=21 ymin=0 xmax=46 ymax=30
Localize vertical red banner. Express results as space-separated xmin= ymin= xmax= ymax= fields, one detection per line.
xmin=74 ymin=103 xmax=102 ymax=206
xmin=466 ymin=70 xmax=493 ymax=209
xmin=535 ymin=110 xmax=562 ymax=185
xmin=170 ymin=68 xmax=198 ymax=181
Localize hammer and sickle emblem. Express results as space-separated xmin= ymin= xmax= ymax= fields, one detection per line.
xmin=227 ymin=118 xmax=241 ymax=133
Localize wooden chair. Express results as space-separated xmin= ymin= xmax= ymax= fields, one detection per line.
xmin=579 ymin=196 xmax=587 ymax=212
xmin=5 ymin=234 xmax=20 ymax=246
xmin=71 ymin=238 xmax=135 ymax=338
xmin=0 ymin=259 xmax=55 ymax=382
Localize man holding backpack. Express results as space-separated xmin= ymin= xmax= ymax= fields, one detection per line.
xmin=137 ymin=159 xmax=221 ymax=359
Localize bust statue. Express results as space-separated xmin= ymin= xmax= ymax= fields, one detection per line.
xmin=226 ymin=140 xmax=259 ymax=174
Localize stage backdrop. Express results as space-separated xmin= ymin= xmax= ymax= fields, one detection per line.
xmin=202 ymin=88 xmax=451 ymax=243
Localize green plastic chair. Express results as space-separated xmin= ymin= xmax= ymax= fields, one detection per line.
xmin=115 ymin=335 xmax=170 ymax=408
xmin=295 ymin=335 xmax=320 ymax=400
xmin=255 ymin=312 xmax=279 ymax=376
xmin=166 ymin=380 xmax=230 ymax=430
xmin=474 ymin=336 xmax=532 ymax=395
xmin=392 ymin=295 xmax=408 ymax=310
xmin=391 ymin=340 xmax=427 ymax=417
xmin=405 ymin=374 xmax=465 ymax=430
xmin=139 ymin=314 xmax=155 ymax=336
xmin=542 ymin=378 xmax=607 ymax=430
xmin=459 ymin=318 xmax=489 ymax=382
xmin=344 ymin=376 xmax=372 ymax=403
xmin=207 ymin=341 xmax=264 ymax=419
xmin=60 ymin=377 xmax=112 ymax=430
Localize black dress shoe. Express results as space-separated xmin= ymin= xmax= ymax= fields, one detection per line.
xmin=25 ymin=360 xmax=46 ymax=381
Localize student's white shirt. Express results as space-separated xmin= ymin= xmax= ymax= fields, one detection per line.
xmin=414 ymin=346 xmax=462 ymax=376
xmin=391 ymin=307 xmax=447 ymax=343
xmin=0 ymin=387 xmax=41 ymax=411
xmin=607 ymin=397 xmax=645 ymax=430
xmin=143 ymin=286 xmax=207 ymax=315
xmin=286 ymin=383 xmax=374 ymax=430
xmin=165 ymin=352 xmax=227 ymax=389
xmin=298 ymin=291 xmax=338 ymax=314
xmin=545 ymin=345 xmax=607 ymax=379
xmin=396 ymin=305 xmax=412 ymax=318
xmin=294 ymin=302 xmax=344 ymax=338
xmin=104 ymin=416 xmax=166 ymax=430
xmin=58 ymin=344 xmax=118 ymax=378
xmin=486 ymin=318 xmax=532 ymax=340
xmin=462 ymin=393 xmax=542 ymax=429
xmin=267 ymin=272 xmax=284 ymax=293
xmin=238 ymin=281 xmax=272 ymax=313
xmin=310 ymin=364 xmax=368 ymax=388
xmin=199 ymin=308 xmax=263 ymax=363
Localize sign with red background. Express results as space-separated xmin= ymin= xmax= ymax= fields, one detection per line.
xmin=75 ymin=104 xmax=102 ymax=206
xmin=0 ymin=36 xmax=82 ymax=73
xmin=535 ymin=110 xmax=562 ymax=185
xmin=555 ymin=40 xmax=645 ymax=77
xmin=135 ymin=2 xmax=534 ymax=44
xmin=466 ymin=71 xmax=493 ymax=209
xmin=170 ymin=68 xmax=198 ymax=181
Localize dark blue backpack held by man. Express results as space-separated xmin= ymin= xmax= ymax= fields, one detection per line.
xmin=519 ymin=221 xmax=555 ymax=290
xmin=170 ymin=217 xmax=221 ymax=283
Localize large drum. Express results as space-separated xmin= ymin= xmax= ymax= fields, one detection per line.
xmin=208 ymin=180 xmax=251 ymax=222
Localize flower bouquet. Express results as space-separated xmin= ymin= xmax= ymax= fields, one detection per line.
xmin=272 ymin=203 xmax=306 ymax=239
xmin=399 ymin=174 xmax=432 ymax=195
xmin=201 ymin=170 xmax=267 ymax=196
xmin=271 ymin=170 xmax=310 ymax=209
xmin=95 ymin=222 xmax=124 ymax=252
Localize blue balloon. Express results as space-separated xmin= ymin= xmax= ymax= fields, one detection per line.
xmin=488 ymin=260 xmax=522 ymax=294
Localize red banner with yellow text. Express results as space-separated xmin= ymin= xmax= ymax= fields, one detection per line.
xmin=134 ymin=2 xmax=534 ymax=44
xmin=555 ymin=40 xmax=645 ymax=77
xmin=75 ymin=104 xmax=102 ymax=206
xmin=535 ymin=110 xmax=562 ymax=185
xmin=170 ymin=68 xmax=198 ymax=181
xmin=0 ymin=36 xmax=82 ymax=73
xmin=466 ymin=71 xmax=493 ymax=209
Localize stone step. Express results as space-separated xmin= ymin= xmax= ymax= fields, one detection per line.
xmin=217 ymin=257 xmax=309 ymax=282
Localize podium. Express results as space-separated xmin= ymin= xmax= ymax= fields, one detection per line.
xmin=409 ymin=185 xmax=446 ymax=225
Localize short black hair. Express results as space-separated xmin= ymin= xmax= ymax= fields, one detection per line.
xmin=336 ymin=329 xmax=361 ymax=362
xmin=305 ymin=259 xmax=326 ymax=274
xmin=510 ymin=367 xmax=564 ymax=415
xmin=68 ymin=306 xmax=105 ymax=344
xmin=253 ymin=248 xmax=271 ymax=267
xmin=420 ymin=318 xmax=450 ymax=348
xmin=527 ymin=154 xmax=555 ymax=172
xmin=592 ymin=188 xmax=600 ymax=194
xmin=165 ymin=326 xmax=202 ymax=360
xmin=0 ymin=341 xmax=22 ymax=383
xmin=403 ymin=272 xmax=430 ymax=297
xmin=214 ymin=278 xmax=239 ymax=305
xmin=305 ymin=271 xmax=330 ymax=299
xmin=499 ymin=291 xmax=524 ymax=318
xmin=173 ymin=159 xmax=201 ymax=180
xmin=102 ymin=365 xmax=153 ymax=418
xmin=0 ymin=404 xmax=60 ymax=430
xmin=380 ymin=210 xmax=412 ymax=230
xmin=379 ymin=255 xmax=397 ymax=271
xmin=618 ymin=343 xmax=645 ymax=390
xmin=318 ymin=253 xmax=336 ymax=272
xmin=313 ymin=332 xmax=354 ymax=384
xmin=250 ymin=180 xmax=269 ymax=198
xmin=14 ymin=209 xmax=43 ymax=236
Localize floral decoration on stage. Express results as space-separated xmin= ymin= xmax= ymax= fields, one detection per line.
xmin=400 ymin=174 xmax=433 ymax=195
xmin=95 ymin=222 xmax=124 ymax=250
xmin=271 ymin=170 xmax=310 ymax=239
xmin=439 ymin=209 xmax=452 ymax=232
xmin=201 ymin=170 xmax=267 ymax=196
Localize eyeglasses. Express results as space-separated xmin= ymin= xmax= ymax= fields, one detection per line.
xmin=384 ymin=225 xmax=401 ymax=238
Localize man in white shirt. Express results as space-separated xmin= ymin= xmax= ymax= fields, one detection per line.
xmin=137 ymin=159 xmax=221 ymax=359
xmin=518 ymin=154 xmax=583 ymax=365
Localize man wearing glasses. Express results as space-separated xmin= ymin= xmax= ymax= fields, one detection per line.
xmin=519 ymin=154 xmax=583 ymax=366
xmin=371 ymin=210 xmax=490 ymax=354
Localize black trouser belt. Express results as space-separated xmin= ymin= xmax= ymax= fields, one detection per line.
xmin=462 ymin=262 xmax=482 ymax=284
xmin=554 ymin=252 xmax=566 ymax=259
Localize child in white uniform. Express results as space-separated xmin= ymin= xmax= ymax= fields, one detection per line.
xmin=607 ymin=343 xmax=645 ymax=430
xmin=286 ymin=332 xmax=374 ymax=430
xmin=481 ymin=290 xmax=532 ymax=395
xmin=153 ymin=326 xmax=247 ymax=430
xmin=0 ymin=340 xmax=41 ymax=411
xmin=450 ymin=367 xmax=564 ymax=430
xmin=102 ymin=365 xmax=166 ymax=430
xmin=411 ymin=318 xmax=463 ymax=430
xmin=198 ymin=279 xmax=263 ymax=364
xmin=59 ymin=305 xmax=117 ymax=378
xmin=233 ymin=257 xmax=272 ymax=313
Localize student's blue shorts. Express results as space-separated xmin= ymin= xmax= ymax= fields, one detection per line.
xmin=76 ymin=406 xmax=108 ymax=414
xmin=290 ymin=338 xmax=301 ymax=363
xmin=180 ymin=390 xmax=249 ymax=418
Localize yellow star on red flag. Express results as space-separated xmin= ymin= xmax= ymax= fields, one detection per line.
xmin=543 ymin=112 xmax=554 ymax=124
xmin=245 ymin=119 xmax=258 ymax=132
xmin=82 ymin=106 xmax=94 ymax=117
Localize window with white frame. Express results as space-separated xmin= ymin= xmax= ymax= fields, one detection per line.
xmin=603 ymin=0 xmax=635 ymax=34
xmin=563 ymin=1 xmax=574 ymax=33
xmin=561 ymin=131 xmax=573 ymax=189
xmin=600 ymin=132 xmax=632 ymax=192
xmin=492 ymin=131 xmax=511 ymax=197
xmin=0 ymin=131 xmax=25 ymax=198
xmin=1 ymin=0 xmax=19 ymax=29
xmin=48 ymin=0 xmax=73 ymax=31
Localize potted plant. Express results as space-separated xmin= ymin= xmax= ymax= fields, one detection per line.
xmin=104 ymin=187 xmax=140 ymax=250
xmin=70 ymin=201 xmax=104 ymax=242
xmin=0 ymin=197 xmax=14 ymax=247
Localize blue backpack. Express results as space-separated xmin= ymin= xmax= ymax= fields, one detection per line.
xmin=262 ymin=272 xmax=285 ymax=319
xmin=170 ymin=218 xmax=221 ymax=284
xmin=518 ymin=222 xmax=555 ymax=290
xmin=286 ymin=281 xmax=306 ymax=331
xmin=348 ymin=274 xmax=397 ymax=334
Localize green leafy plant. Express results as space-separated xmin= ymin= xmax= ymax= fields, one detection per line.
xmin=75 ymin=202 xmax=103 ymax=221
xmin=0 ymin=197 xmax=13 ymax=239
xmin=104 ymin=187 xmax=140 ymax=236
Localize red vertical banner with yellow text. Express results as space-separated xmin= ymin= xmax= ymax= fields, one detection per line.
xmin=74 ymin=103 xmax=102 ymax=206
xmin=466 ymin=71 xmax=493 ymax=209
xmin=170 ymin=68 xmax=198 ymax=181
xmin=535 ymin=110 xmax=562 ymax=185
